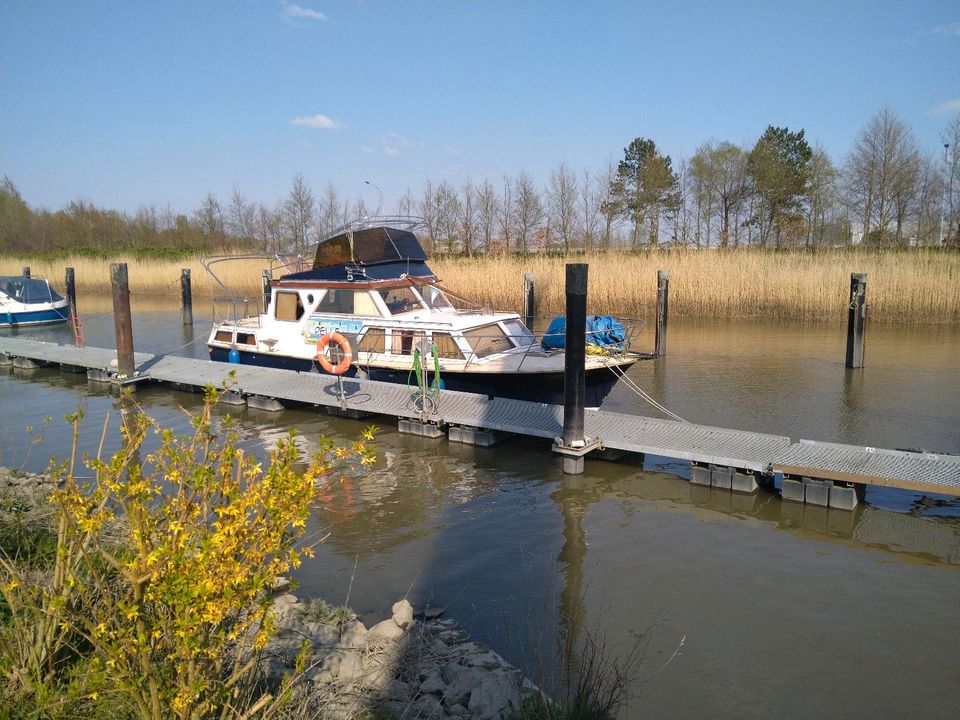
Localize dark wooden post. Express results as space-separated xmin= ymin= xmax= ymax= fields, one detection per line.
xmin=111 ymin=263 xmax=135 ymax=378
xmin=180 ymin=268 xmax=193 ymax=326
xmin=655 ymin=270 xmax=669 ymax=357
xmin=523 ymin=272 xmax=536 ymax=329
xmin=262 ymin=270 xmax=272 ymax=312
xmin=22 ymin=266 xmax=30 ymax=279
xmin=65 ymin=267 xmax=77 ymax=311
xmin=845 ymin=272 xmax=867 ymax=368
xmin=563 ymin=264 xmax=588 ymax=448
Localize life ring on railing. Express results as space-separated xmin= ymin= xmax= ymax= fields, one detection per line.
xmin=316 ymin=332 xmax=352 ymax=375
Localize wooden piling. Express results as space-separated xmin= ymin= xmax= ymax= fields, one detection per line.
xmin=845 ymin=273 xmax=867 ymax=368
xmin=110 ymin=263 xmax=135 ymax=378
xmin=523 ymin=272 xmax=536 ymax=330
xmin=22 ymin=266 xmax=30 ymax=279
xmin=655 ymin=270 xmax=669 ymax=357
xmin=65 ymin=267 xmax=77 ymax=310
xmin=180 ymin=268 xmax=193 ymax=326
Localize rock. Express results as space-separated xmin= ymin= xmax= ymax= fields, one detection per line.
xmin=408 ymin=693 xmax=445 ymax=718
xmin=424 ymin=605 xmax=445 ymax=620
xmin=392 ymin=598 xmax=414 ymax=628
xmin=334 ymin=650 xmax=364 ymax=685
xmin=368 ymin=618 xmax=404 ymax=642
xmin=337 ymin=620 xmax=368 ymax=648
xmin=272 ymin=576 xmax=291 ymax=594
xmin=464 ymin=650 xmax=506 ymax=671
xmin=442 ymin=666 xmax=488 ymax=707
xmin=447 ymin=703 xmax=470 ymax=717
xmin=304 ymin=621 xmax=339 ymax=646
xmin=466 ymin=670 xmax=521 ymax=720
xmin=383 ymin=679 xmax=411 ymax=701
xmin=419 ymin=669 xmax=447 ymax=696
xmin=441 ymin=660 xmax=465 ymax=684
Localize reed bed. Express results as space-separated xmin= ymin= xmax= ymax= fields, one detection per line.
xmin=3 ymin=248 xmax=958 ymax=325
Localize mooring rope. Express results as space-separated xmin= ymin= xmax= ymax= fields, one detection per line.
xmin=603 ymin=357 xmax=688 ymax=423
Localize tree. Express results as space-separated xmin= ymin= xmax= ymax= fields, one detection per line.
xmin=546 ymin=162 xmax=579 ymax=252
xmin=476 ymin=179 xmax=498 ymax=254
xmin=690 ymin=141 xmax=749 ymax=247
xmin=433 ymin=180 xmax=461 ymax=254
xmin=316 ymin=182 xmax=348 ymax=241
xmin=496 ymin=176 xmax=515 ymax=253
xmin=940 ymin=114 xmax=960 ymax=245
xmin=284 ymin=173 xmax=315 ymax=253
xmin=513 ymin=171 xmax=544 ymax=253
xmin=609 ymin=137 xmax=680 ymax=246
xmin=747 ymin=126 xmax=813 ymax=247
xmin=227 ymin=185 xmax=256 ymax=243
xmin=459 ymin=178 xmax=478 ymax=256
xmin=805 ymin=148 xmax=838 ymax=247
xmin=579 ymin=168 xmax=601 ymax=251
xmin=843 ymin=109 xmax=918 ymax=246
xmin=192 ymin=192 xmax=225 ymax=246
xmin=599 ymin=158 xmax=624 ymax=250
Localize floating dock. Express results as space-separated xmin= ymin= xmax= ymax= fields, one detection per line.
xmin=2 ymin=336 xmax=958 ymax=511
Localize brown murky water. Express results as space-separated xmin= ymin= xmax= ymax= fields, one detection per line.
xmin=2 ymin=296 xmax=958 ymax=719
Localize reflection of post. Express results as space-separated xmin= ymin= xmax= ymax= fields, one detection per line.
xmin=180 ymin=268 xmax=193 ymax=326
xmin=555 ymin=478 xmax=588 ymax=682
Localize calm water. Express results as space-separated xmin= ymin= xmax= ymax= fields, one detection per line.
xmin=2 ymin=296 xmax=959 ymax=719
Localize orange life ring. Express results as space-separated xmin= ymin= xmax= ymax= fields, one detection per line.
xmin=316 ymin=332 xmax=353 ymax=375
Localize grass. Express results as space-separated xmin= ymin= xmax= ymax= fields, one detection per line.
xmin=3 ymin=246 xmax=958 ymax=324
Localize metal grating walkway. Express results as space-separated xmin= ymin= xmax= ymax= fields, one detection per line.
xmin=2 ymin=337 xmax=959 ymax=496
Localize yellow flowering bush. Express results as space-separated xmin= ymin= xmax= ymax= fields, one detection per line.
xmin=0 ymin=383 xmax=375 ymax=719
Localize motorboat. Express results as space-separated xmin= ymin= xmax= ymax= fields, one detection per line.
xmin=204 ymin=218 xmax=646 ymax=405
xmin=0 ymin=275 xmax=70 ymax=327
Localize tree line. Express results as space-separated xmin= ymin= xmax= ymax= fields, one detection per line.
xmin=1 ymin=108 xmax=958 ymax=258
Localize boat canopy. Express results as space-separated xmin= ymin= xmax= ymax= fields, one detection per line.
xmin=0 ymin=276 xmax=64 ymax=303
xmin=283 ymin=225 xmax=434 ymax=282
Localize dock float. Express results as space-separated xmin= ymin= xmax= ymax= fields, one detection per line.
xmin=2 ymin=336 xmax=958 ymax=511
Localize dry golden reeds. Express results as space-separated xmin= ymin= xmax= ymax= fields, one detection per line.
xmin=2 ymin=248 xmax=958 ymax=325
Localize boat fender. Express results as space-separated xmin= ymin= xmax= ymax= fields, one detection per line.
xmin=316 ymin=332 xmax=353 ymax=375
xmin=228 ymin=346 xmax=241 ymax=364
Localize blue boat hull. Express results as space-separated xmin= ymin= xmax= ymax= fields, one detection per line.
xmin=0 ymin=305 xmax=70 ymax=328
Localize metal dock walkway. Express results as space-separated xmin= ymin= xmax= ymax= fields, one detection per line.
xmin=2 ymin=337 xmax=958 ymax=508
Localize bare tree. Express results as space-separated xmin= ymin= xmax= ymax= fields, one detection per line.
xmin=546 ymin=162 xmax=579 ymax=253
xmin=255 ymin=202 xmax=285 ymax=253
xmin=514 ymin=171 xmax=544 ymax=253
xmin=459 ymin=178 xmax=478 ymax=256
xmin=943 ymin=115 xmax=960 ymax=245
xmin=844 ymin=108 xmax=919 ymax=245
xmin=579 ymin=168 xmax=601 ymax=252
xmin=805 ymin=148 xmax=838 ymax=247
xmin=598 ymin=158 xmax=623 ymax=250
xmin=477 ymin=179 xmax=499 ymax=254
xmin=417 ymin=180 xmax=439 ymax=253
xmin=496 ymin=176 xmax=515 ymax=253
xmin=284 ymin=173 xmax=315 ymax=253
xmin=316 ymin=182 xmax=347 ymax=240
xmin=395 ymin=187 xmax=416 ymax=217
xmin=227 ymin=185 xmax=256 ymax=242
xmin=193 ymin=192 xmax=225 ymax=245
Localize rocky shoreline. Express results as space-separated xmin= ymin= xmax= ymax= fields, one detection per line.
xmin=267 ymin=591 xmax=540 ymax=719
xmin=1 ymin=468 xmax=541 ymax=719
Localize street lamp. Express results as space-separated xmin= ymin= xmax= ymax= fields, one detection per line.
xmin=364 ymin=180 xmax=383 ymax=218
xmin=940 ymin=143 xmax=950 ymax=247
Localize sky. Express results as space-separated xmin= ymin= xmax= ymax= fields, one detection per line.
xmin=1 ymin=1 xmax=958 ymax=216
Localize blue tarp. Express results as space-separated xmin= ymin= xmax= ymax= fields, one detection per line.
xmin=541 ymin=315 xmax=626 ymax=350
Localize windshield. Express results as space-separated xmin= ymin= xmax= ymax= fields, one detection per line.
xmin=421 ymin=285 xmax=453 ymax=310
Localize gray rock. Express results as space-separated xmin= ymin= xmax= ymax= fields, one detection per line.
xmin=419 ymin=669 xmax=447 ymax=696
xmin=441 ymin=660 xmax=465 ymax=685
xmin=304 ymin=621 xmax=339 ymax=646
xmin=442 ymin=666 xmax=488 ymax=707
xmin=464 ymin=650 xmax=507 ymax=671
xmin=334 ymin=650 xmax=364 ymax=685
xmin=466 ymin=670 xmax=521 ymax=720
xmin=272 ymin=576 xmax=291 ymax=594
xmin=423 ymin=606 xmax=445 ymax=620
xmin=369 ymin=618 xmax=404 ymax=642
xmin=392 ymin=598 xmax=414 ymax=629
xmin=408 ymin=693 xmax=446 ymax=718
xmin=447 ymin=703 xmax=470 ymax=717
xmin=337 ymin=620 xmax=368 ymax=648
xmin=430 ymin=638 xmax=451 ymax=656
xmin=383 ymin=679 xmax=411 ymax=701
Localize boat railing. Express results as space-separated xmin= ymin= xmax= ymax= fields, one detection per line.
xmin=211 ymin=295 xmax=260 ymax=327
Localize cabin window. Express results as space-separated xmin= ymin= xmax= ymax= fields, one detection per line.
xmin=316 ymin=288 xmax=354 ymax=314
xmin=378 ymin=287 xmax=423 ymax=315
xmin=432 ymin=332 xmax=463 ymax=359
xmin=354 ymin=291 xmax=382 ymax=316
xmin=359 ymin=328 xmax=386 ymax=353
xmin=422 ymin=285 xmax=453 ymax=310
xmin=275 ymin=291 xmax=304 ymax=321
xmin=236 ymin=332 xmax=256 ymax=346
xmin=214 ymin=330 xmax=233 ymax=343
xmin=391 ymin=330 xmax=423 ymax=356
xmin=502 ymin=319 xmax=535 ymax=347
xmin=463 ymin=325 xmax=512 ymax=358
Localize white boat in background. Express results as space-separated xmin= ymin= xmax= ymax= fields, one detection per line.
xmin=0 ymin=276 xmax=70 ymax=327
xmin=203 ymin=218 xmax=646 ymax=405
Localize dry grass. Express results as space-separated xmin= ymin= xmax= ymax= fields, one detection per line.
xmin=3 ymin=248 xmax=958 ymax=324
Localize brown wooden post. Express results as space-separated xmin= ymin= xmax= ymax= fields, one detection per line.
xmin=180 ymin=268 xmax=193 ymax=326
xmin=65 ymin=267 xmax=77 ymax=311
xmin=22 ymin=266 xmax=30 ymax=279
xmin=562 ymin=264 xmax=588 ymax=447
xmin=111 ymin=263 xmax=135 ymax=378
xmin=846 ymin=273 xmax=867 ymax=368
xmin=655 ymin=270 xmax=670 ymax=357
xmin=262 ymin=269 xmax=272 ymax=312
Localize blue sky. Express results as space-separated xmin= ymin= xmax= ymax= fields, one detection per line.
xmin=1 ymin=1 xmax=958 ymax=215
